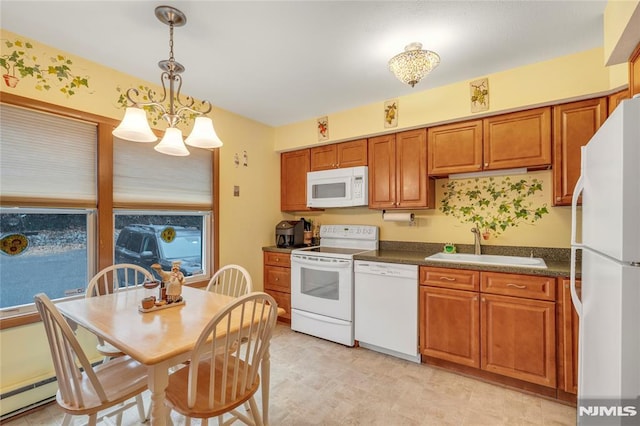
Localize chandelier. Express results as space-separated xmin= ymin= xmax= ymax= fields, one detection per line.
xmin=388 ymin=42 xmax=440 ymax=88
xmin=112 ymin=5 xmax=223 ymax=156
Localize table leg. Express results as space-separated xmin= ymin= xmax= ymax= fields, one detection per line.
xmin=148 ymin=363 xmax=173 ymax=426
xmin=261 ymin=343 xmax=271 ymax=426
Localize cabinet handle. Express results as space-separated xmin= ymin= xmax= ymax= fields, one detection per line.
xmin=506 ymin=283 xmax=527 ymax=289
xmin=439 ymin=276 xmax=456 ymax=281
xmin=484 ymin=162 xmax=489 ymax=167
xmin=473 ymin=296 xmax=478 ymax=301
xmin=275 ymin=277 xmax=279 ymax=281
xmin=275 ymin=258 xmax=280 ymax=262
xmin=482 ymin=297 xmax=486 ymax=302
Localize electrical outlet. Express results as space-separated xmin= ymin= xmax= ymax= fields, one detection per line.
xmin=233 ymin=186 xmax=240 ymax=197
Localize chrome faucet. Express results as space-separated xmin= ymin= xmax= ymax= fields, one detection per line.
xmin=471 ymin=227 xmax=481 ymax=255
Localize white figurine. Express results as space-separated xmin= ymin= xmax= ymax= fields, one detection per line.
xmin=152 ymin=261 xmax=185 ymax=303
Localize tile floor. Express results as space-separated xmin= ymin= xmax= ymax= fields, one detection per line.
xmin=5 ymin=324 xmax=577 ymax=425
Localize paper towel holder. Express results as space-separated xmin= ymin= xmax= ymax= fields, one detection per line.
xmin=382 ymin=210 xmax=415 ymax=224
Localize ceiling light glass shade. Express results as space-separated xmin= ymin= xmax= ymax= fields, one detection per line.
xmin=185 ymin=116 xmax=223 ymax=149
xmin=154 ymin=127 xmax=190 ymax=156
xmin=112 ymin=107 xmax=158 ymax=142
xmin=389 ymin=42 xmax=440 ymax=87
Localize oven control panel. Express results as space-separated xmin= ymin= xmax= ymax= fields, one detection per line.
xmin=320 ymin=225 xmax=378 ymax=240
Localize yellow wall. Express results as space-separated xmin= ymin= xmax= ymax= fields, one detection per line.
xmin=274 ymin=48 xmax=624 ymax=152
xmin=0 ymin=28 xmax=281 ymax=416
xmin=1 ymin=1 xmax=638 ymax=414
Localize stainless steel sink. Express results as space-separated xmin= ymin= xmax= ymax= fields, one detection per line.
xmin=425 ymin=252 xmax=547 ymax=269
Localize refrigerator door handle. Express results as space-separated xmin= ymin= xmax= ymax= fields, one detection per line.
xmin=569 ymin=147 xmax=585 ymax=317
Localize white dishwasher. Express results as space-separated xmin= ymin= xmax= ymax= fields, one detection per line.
xmin=354 ymin=261 xmax=420 ymax=363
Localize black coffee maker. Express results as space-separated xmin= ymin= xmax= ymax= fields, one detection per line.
xmin=275 ymin=220 xmax=304 ymax=248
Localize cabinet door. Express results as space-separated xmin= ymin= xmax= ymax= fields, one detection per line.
xmin=552 ymin=98 xmax=607 ymax=206
xmin=367 ymin=134 xmax=396 ymax=209
xmin=481 ymin=293 xmax=556 ymax=387
xmin=419 ymin=286 xmax=480 ymax=368
xmin=631 ymin=42 xmax=640 ymax=97
xmin=281 ymin=149 xmax=311 ymax=211
xmin=265 ymin=289 xmax=291 ymax=321
xmin=483 ymin=107 xmax=551 ymax=170
xmin=427 ymin=120 xmax=483 ymax=176
xmin=558 ymin=278 xmax=581 ymax=394
xmin=310 ymin=145 xmax=337 ymax=171
xmin=608 ymin=90 xmax=630 ymax=115
xmin=396 ymin=129 xmax=433 ymax=208
xmin=336 ymin=139 xmax=368 ymax=168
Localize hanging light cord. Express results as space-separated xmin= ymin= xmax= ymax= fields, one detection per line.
xmin=121 ymin=16 xmax=211 ymax=128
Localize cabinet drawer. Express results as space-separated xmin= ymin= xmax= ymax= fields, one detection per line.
xmin=265 ymin=289 xmax=291 ymax=320
xmin=481 ymin=272 xmax=554 ymax=301
xmin=420 ymin=266 xmax=480 ymax=291
xmin=264 ymin=251 xmax=291 ymax=267
xmin=264 ymin=266 xmax=291 ymax=293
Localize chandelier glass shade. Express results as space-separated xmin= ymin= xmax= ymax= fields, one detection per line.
xmin=112 ymin=6 xmax=223 ymax=156
xmin=388 ymin=42 xmax=440 ymax=88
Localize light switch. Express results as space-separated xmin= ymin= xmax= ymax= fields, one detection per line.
xmin=233 ymin=186 xmax=240 ymax=197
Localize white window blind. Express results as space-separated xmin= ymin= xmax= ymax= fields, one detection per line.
xmin=113 ymin=136 xmax=213 ymax=207
xmin=0 ymin=103 xmax=97 ymax=203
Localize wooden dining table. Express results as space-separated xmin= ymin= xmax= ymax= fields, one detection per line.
xmin=55 ymin=285 xmax=275 ymax=426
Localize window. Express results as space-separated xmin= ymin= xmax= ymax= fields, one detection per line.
xmin=114 ymin=212 xmax=210 ymax=282
xmin=0 ymin=103 xmax=97 ymax=318
xmin=0 ymin=209 xmax=96 ymax=316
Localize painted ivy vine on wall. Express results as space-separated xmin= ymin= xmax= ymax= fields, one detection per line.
xmin=440 ymin=176 xmax=549 ymax=237
xmin=1 ymin=39 xmax=89 ymax=96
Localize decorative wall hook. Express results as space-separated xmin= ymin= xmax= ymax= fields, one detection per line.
xmin=234 ymin=153 xmax=240 ymax=167
xmin=242 ymin=150 xmax=248 ymax=167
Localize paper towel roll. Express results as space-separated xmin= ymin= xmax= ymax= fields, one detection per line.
xmin=382 ymin=212 xmax=415 ymax=222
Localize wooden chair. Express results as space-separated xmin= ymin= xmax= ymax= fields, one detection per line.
xmin=205 ymin=264 xmax=252 ymax=297
xmin=86 ymin=263 xmax=155 ymax=360
xmin=34 ymin=293 xmax=148 ymax=426
xmin=85 ymin=264 xmax=153 ymax=422
xmin=164 ymin=292 xmax=278 ymax=425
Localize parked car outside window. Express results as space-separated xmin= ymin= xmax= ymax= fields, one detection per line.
xmin=115 ymin=224 xmax=203 ymax=280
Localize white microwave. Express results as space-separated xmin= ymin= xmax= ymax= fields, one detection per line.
xmin=307 ymin=166 xmax=368 ymax=208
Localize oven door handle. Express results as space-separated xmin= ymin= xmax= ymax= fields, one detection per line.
xmin=291 ymin=255 xmax=352 ymax=268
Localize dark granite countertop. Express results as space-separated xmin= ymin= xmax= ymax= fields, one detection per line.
xmin=354 ymin=241 xmax=579 ymax=278
xmin=262 ymin=246 xmax=295 ymax=254
xmin=264 ymin=242 xmax=579 ymax=278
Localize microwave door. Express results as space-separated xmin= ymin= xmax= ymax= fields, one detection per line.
xmin=308 ymin=176 xmax=352 ymax=207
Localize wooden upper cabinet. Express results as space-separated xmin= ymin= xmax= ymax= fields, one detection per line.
xmin=310 ymin=139 xmax=367 ymax=171
xmin=552 ymin=98 xmax=607 ymax=206
xmin=630 ymin=42 xmax=640 ymax=97
xmin=368 ymin=129 xmax=434 ymax=209
xmin=368 ymin=134 xmax=396 ymax=208
xmin=608 ymin=90 xmax=630 ymax=115
xmin=280 ymin=149 xmax=311 ymax=211
xmin=427 ymin=120 xmax=483 ymax=176
xmin=396 ymin=129 xmax=433 ymax=208
xmin=483 ymin=107 xmax=552 ymax=170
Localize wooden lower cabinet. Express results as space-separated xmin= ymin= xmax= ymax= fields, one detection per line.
xmin=419 ymin=267 xmax=558 ymax=391
xmin=419 ymin=286 xmax=480 ymax=368
xmin=263 ymin=251 xmax=291 ymax=321
xmin=558 ymin=278 xmax=581 ymax=396
xmin=481 ymin=293 xmax=556 ymax=388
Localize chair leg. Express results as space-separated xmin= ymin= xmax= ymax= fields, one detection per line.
xmin=88 ymin=413 xmax=98 ymax=426
xmin=61 ymin=413 xmax=73 ymax=426
xmin=134 ymin=394 xmax=147 ymax=422
xmin=248 ymin=397 xmax=263 ymax=426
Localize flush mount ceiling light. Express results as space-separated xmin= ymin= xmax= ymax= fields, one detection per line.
xmin=388 ymin=42 xmax=440 ymax=88
xmin=112 ymin=5 xmax=223 ymax=156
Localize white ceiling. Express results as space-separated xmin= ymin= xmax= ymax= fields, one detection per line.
xmin=1 ymin=1 xmax=607 ymax=127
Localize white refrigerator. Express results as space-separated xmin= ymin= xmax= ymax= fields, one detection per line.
xmin=570 ymin=96 xmax=640 ymax=425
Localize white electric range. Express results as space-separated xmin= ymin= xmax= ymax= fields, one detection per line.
xmin=290 ymin=224 xmax=378 ymax=346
